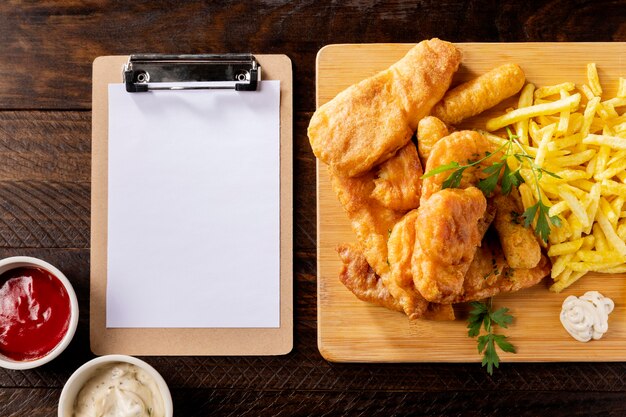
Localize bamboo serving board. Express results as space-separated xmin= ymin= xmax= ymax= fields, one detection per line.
xmin=316 ymin=42 xmax=626 ymax=362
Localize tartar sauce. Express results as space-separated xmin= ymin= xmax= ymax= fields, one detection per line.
xmin=560 ymin=291 xmax=614 ymax=342
xmin=73 ymin=362 xmax=165 ymax=417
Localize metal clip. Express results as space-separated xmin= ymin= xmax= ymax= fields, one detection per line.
xmin=123 ymin=53 xmax=261 ymax=92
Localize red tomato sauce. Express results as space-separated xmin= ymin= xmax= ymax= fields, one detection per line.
xmin=0 ymin=267 xmax=71 ymax=361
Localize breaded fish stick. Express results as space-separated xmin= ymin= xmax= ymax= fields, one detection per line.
xmin=493 ymin=194 xmax=541 ymax=269
xmin=431 ymin=63 xmax=525 ymax=125
xmin=308 ymin=39 xmax=461 ymax=177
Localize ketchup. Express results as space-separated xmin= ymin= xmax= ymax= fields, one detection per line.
xmin=0 ymin=267 xmax=71 ymax=361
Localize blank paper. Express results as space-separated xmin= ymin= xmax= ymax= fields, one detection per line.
xmin=106 ymin=81 xmax=281 ymax=328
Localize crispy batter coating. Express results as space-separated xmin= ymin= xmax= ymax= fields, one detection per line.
xmin=338 ymin=242 xmax=455 ymax=320
xmin=432 ymin=63 xmax=526 ymax=125
xmin=308 ymin=39 xmax=461 ymax=177
xmin=412 ymin=187 xmax=487 ymax=303
xmin=371 ymin=142 xmax=423 ymax=211
xmin=330 ymin=143 xmax=422 ymax=276
xmin=337 ymin=243 xmax=403 ymax=312
xmin=416 ymin=116 xmax=450 ymax=166
xmin=387 ymin=210 xmax=455 ymax=320
xmin=330 ymin=168 xmax=404 ymax=276
xmin=421 ymin=130 xmax=499 ymax=202
xmin=456 ymin=230 xmax=550 ymax=303
xmin=493 ymin=193 xmax=542 ymax=269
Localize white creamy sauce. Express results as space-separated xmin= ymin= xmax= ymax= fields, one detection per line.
xmin=73 ymin=362 xmax=165 ymax=417
xmin=560 ymin=291 xmax=614 ymax=342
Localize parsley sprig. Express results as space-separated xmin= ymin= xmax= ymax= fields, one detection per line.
xmin=467 ymin=299 xmax=516 ymax=375
xmin=421 ymin=128 xmax=562 ymax=242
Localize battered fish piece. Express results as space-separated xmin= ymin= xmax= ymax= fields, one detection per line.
xmin=416 ymin=116 xmax=449 ymax=165
xmin=338 ymin=243 xmax=455 ymax=320
xmin=432 ymin=63 xmax=526 ymax=125
xmin=387 ymin=210 xmax=455 ymax=320
xmin=412 ymin=187 xmax=487 ymax=303
xmin=330 ymin=143 xmax=422 ymax=276
xmin=337 ymin=243 xmax=402 ymax=312
xmin=330 ymin=169 xmax=404 ymax=276
xmin=421 ymin=130 xmax=499 ymax=202
xmin=493 ymin=193 xmax=542 ymax=269
xmin=454 ymin=230 xmax=550 ymax=303
xmin=309 ymin=39 xmax=461 ymax=177
xmin=371 ymin=142 xmax=423 ymax=211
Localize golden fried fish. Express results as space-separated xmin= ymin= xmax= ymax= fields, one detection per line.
xmin=309 ymin=39 xmax=461 ymax=177
xmin=371 ymin=141 xmax=423 ymax=211
xmin=412 ymin=187 xmax=487 ymax=303
xmin=421 ymin=130 xmax=499 ymax=202
xmin=387 ymin=210 xmax=456 ymax=320
xmin=493 ymin=193 xmax=542 ymax=269
xmin=330 ymin=142 xmax=422 ymax=276
xmin=431 ymin=63 xmax=525 ymax=125
xmin=337 ymin=243 xmax=403 ymax=313
xmin=456 ymin=230 xmax=550 ymax=303
xmin=416 ymin=116 xmax=450 ymax=166
xmin=338 ymin=243 xmax=455 ymax=321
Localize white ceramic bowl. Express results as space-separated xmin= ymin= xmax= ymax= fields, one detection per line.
xmin=58 ymin=354 xmax=173 ymax=417
xmin=0 ymin=256 xmax=79 ymax=370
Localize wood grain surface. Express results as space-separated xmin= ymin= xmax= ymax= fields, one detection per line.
xmin=317 ymin=43 xmax=626 ymax=363
xmin=0 ymin=1 xmax=625 ymax=416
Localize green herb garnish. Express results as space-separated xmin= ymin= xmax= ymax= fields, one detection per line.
xmin=421 ymin=128 xmax=561 ymax=242
xmin=467 ymin=299 xmax=516 ymax=375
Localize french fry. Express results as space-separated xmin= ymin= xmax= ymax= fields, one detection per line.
xmin=596 ymin=209 xmax=626 ymax=257
xmin=559 ymin=189 xmax=590 ymax=228
xmin=535 ymin=82 xmax=576 ymax=99
xmin=486 ymin=93 xmax=581 ymax=131
xmin=618 ymin=77 xmax=626 ymax=98
xmin=515 ymin=83 xmax=535 ymax=145
xmin=587 ymin=63 xmax=603 ymax=97
xmin=550 ymin=149 xmax=595 ymax=167
xmin=547 ymin=238 xmax=583 ymax=257
xmin=550 ymin=270 xmax=587 ymax=292
xmin=488 ymin=63 xmax=626 ymax=291
xmin=583 ymin=134 xmax=626 ymax=150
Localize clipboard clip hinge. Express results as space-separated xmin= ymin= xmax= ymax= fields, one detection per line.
xmin=124 ymin=54 xmax=261 ymax=92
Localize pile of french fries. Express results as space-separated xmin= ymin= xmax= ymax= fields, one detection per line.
xmin=483 ymin=64 xmax=626 ymax=292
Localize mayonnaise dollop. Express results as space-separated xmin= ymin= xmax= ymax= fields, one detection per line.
xmin=560 ymin=291 xmax=614 ymax=342
xmin=73 ymin=362 xmax=165 ymax=417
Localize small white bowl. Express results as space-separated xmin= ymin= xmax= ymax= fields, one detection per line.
xmin=58 ymin=354 xmax=174 ymax=417
xmin=0 ymin=256 xmax=79 ymax=370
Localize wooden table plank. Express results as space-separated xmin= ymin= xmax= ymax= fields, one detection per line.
xmin=3 ymin=387 xmax=626 ymax=417
xmin=0 ymin=1 xmax=623 ymax=110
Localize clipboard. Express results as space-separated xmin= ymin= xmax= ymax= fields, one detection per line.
xmin=90 ymin=54 xmax=293 ymax=355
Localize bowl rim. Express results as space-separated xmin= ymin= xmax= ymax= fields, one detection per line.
xmin=0 ymin=256 xmax=79 ymax=370
xmin=58 ymin=354 xmax=174 ymax=417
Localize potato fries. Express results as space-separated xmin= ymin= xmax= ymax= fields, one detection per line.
xmin=485 ymin=64 xmax=626 ymax=292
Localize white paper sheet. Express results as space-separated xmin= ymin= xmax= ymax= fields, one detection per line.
xmin=106 ymin=81 xmax=281 ymax=328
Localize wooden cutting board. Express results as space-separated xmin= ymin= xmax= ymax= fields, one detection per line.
xmin=316 ymin=42 xmax=626 ymax=362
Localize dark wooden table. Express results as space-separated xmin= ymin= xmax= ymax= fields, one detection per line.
xmin=1 ymin=1 xmax=625 ymax=416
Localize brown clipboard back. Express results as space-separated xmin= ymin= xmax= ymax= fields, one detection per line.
xmin=91 ymin=55 xmax=293 ymax=355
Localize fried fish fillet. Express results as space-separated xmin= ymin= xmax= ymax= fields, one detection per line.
xmin=431 ymin=63 xmax=526 ymax=125
xmin=412 ymin=187 xmax=488 ymax=303
xmin=455 ymin=229 xmax=550 ymax=303
xmin=493 ymin=193 xmax=542 ymax=269
xmin=338 ymin=243 xmax=455 ymax=320
xmin=330 ymin=142 xmax=422 ymax=276
xmin=421 ymin=130 xmax=499 ymax=202
xmin=387 ymin=210 xmax=455 ymax=320
xmin=337 ymin=243 xmax=402 ymax=312
xmin=416 ymin=116 xmax=450 ymax=166
xmin=371 ymin=141 xmax=423 ymax=211
xmin=309 ymin=39 xmax=461 ymax=177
